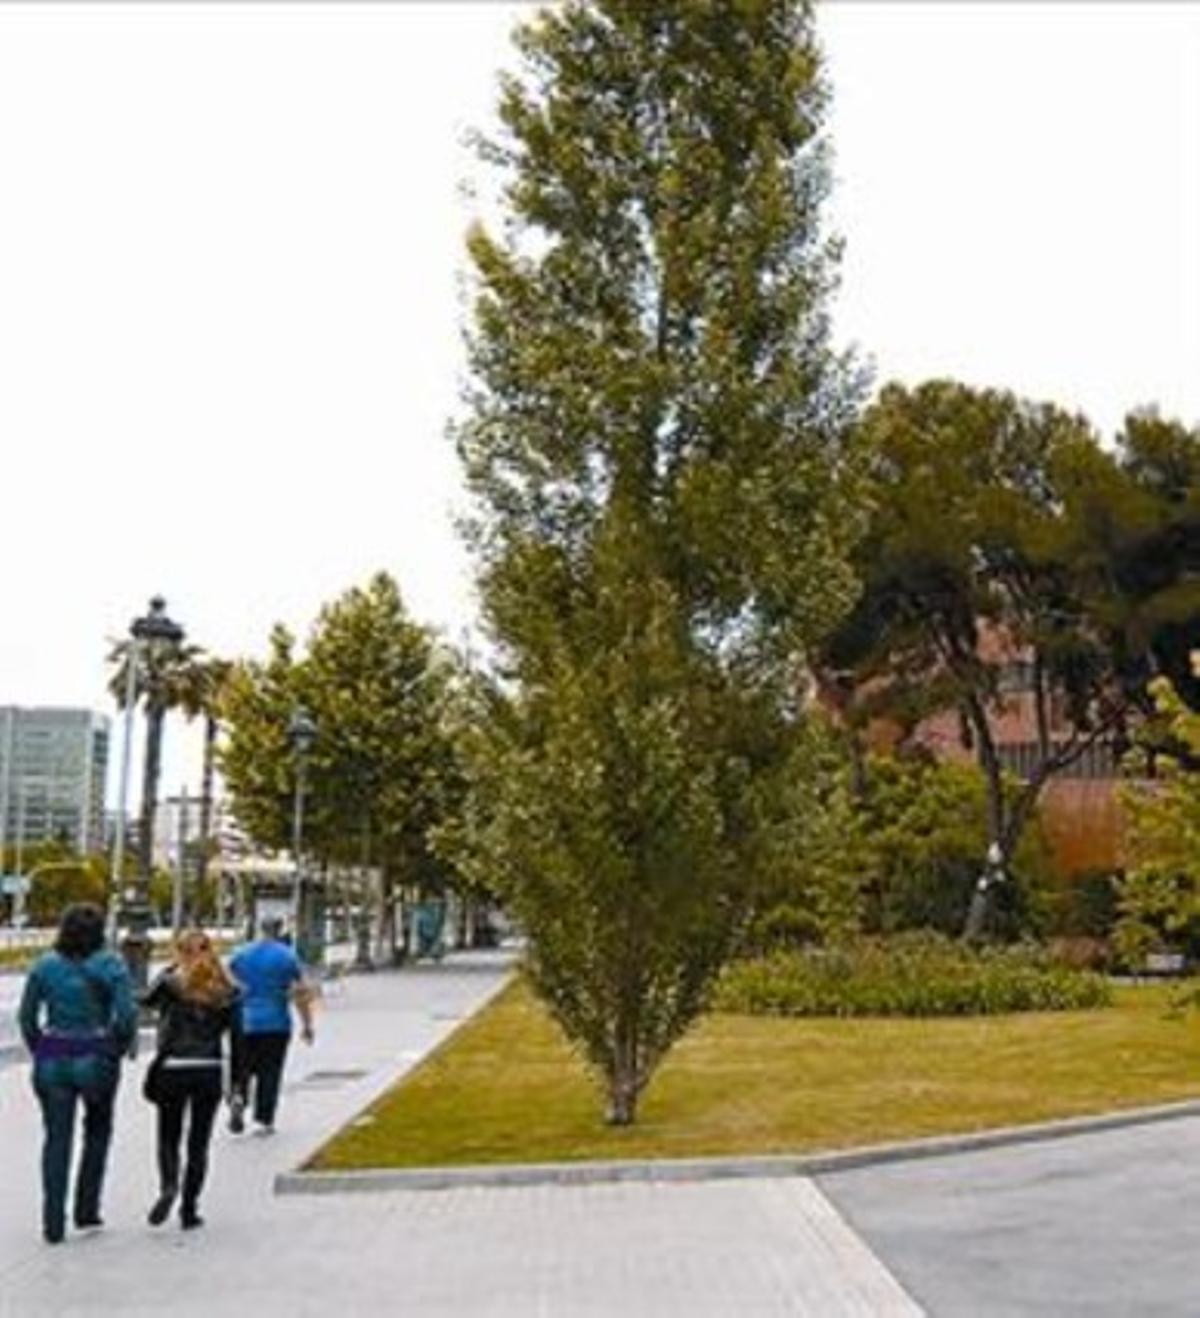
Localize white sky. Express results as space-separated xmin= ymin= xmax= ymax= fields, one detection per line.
xmin=0 ymin=1 xmax=1197 ymax=803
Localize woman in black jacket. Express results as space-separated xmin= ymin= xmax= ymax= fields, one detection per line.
xmin=142 ymin=929 xmax=240 ymax=1230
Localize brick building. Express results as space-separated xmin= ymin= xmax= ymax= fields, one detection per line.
xmin=913 ymin=629 xmax=1128 ymax=875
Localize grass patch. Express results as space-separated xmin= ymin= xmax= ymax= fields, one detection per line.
xmin=311 ymin=977 xmax=1200 ymax=1171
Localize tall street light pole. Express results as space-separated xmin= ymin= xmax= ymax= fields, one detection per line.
xmin=288 ymin=706 xmax=317 ymax=963
xmin=119 ymin=596 xmax=184 ymax=991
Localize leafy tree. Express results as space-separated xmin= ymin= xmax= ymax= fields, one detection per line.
xmin=741 ymin=717 xmax=867 ymax=952
xmin=25 ymin=856 xmax=107 ymax=927
xmin=852 ymin=752 xmax=1053 ymax=939
xmin=824 ymin=382 xmax=1196 ymax=936
xmin=452 ymin=0 xmax=863 ymax=1123
xmin=1106 ymin=411 xmax=1200 ymax=715
xmin=302 ymin=573 xmax=458 ymax=961
xmin=217 ymin=625 xmax=305 ymax=856
xmin=1115 ymin=664 xmax=1200 ymax=962
xmin=219 ymin=575 xmax=461 ymax=962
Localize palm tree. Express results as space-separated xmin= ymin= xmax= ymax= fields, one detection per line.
xmin=107 ymin=633 xmax=204 ymax=895
xmin=176 ymin=655 xmax=233 ymax=896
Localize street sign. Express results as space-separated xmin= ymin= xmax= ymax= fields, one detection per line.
xmin=0 ymin=875 xmax=29 ymax=897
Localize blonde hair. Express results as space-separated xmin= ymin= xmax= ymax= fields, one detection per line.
xmin=174 ymin=929 xmax=235 ymax=1005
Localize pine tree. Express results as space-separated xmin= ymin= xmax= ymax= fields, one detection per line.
xmin=454 ymin=0 xmax=863 ymax=1124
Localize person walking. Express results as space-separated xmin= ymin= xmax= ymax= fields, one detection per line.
xmin=227 ymin=917 xmax=314 ymax=1135
xmin=17 ymin=903 xmax=137 ymax=1245
xmin=142 ymin=929 xmax=240 ymax=1230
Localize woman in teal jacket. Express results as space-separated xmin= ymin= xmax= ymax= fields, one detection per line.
xmin=18 ymin=903 xmax=136 ymax=1244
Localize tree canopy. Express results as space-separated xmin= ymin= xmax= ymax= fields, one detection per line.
xmin=822 ymin=381 xmax=1200 ymax=931
xmin=451 ymin=0 xmax=864 ymax=1124
xmin=219 ymin=573 xmax=461 ymax=958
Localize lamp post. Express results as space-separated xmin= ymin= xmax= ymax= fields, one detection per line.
xmin=288 ymin=706 xmax=317 ymax=963
xmin=116 ymin=596 xmax=185 ymax=991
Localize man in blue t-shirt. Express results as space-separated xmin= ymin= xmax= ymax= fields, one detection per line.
xmin=227 ymin=917 xmax=314 ymax=1134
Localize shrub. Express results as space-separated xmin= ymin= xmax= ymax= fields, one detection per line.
xmin=712 ymin=932 xmax=1112 ymax=1017
xmin=1046 ymin=936 xmax=1113 ymax=973
xmin=1045 ymin=869 xmax=1119 ymax=941
xmin=851 ymin=754 xmax=1057 ymax=940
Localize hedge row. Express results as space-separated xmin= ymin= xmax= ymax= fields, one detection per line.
xmin=713 ymin=934 xmax=1112 ymax=1018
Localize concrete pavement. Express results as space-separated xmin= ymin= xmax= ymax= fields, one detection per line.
xmin=11 ymin=947 xmax=1192 ymax=1316
xmin=0 ymin=952 xmax=515 ymax=1316
xmin=1 ymin=950 xmax=925 ymax=1317
xmin=820 ymin=1114 xmax=1200 ymax=1317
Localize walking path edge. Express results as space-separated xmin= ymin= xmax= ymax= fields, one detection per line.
xmin=283 ymin=959 xmax=516 ymax=1176
xmin=275 ymin=1094 xmax=1200 ymax=1195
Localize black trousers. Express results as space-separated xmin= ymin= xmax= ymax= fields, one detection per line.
xmin=156 ymin=1067 xmax=222 ymax=1211
xmin=230 ymin=1032 xmax=290 ymax=1126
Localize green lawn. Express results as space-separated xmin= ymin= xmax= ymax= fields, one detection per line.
xmin=311 ymin=978 xmax=1200 ymax=1171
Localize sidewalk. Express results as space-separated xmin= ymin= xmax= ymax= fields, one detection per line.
xmin=0 ymin=950 xmax=922 ymax=1317
xmin=0 ymin=951 xmax=515 ymax=1317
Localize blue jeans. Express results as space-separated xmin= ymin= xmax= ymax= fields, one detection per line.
xmin=32 ymin=1056 xmax=119 ymax=1240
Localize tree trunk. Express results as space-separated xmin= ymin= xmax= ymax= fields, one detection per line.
xmin=377 ymin=867 xmax=403 ymax=966
xmin=963 ymin=696 xmax=1004 ymax=942
xmin=604 ymin=1021 xmax=641 ymax=1126
xmin=137 ymin=703 xmax=166 ymax=886
xmin=962 ymin=877 xmax=989 ymax=943
xmin=196 ymin=714 xmax=217 ymax=890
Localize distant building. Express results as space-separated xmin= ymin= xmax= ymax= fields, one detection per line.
xmin=909 ymin=632 xmax=1128 ymax=875
xmin=153 ymin=789 xmax=207 ymax=871
xmin=0 ymin=707 xmax=111 ymax=856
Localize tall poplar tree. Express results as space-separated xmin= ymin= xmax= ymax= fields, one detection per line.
xmin=454 ymin=0 xmax=863 ymax=1123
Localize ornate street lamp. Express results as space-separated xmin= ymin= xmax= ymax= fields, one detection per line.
xmin=288 ymin=706 xmax=317 ymax=963
xmin=114 ymin=596 xmax=185 ymax=990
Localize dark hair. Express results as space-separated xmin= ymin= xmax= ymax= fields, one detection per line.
xmin=55 ymin=903 xmax=106 ymax=960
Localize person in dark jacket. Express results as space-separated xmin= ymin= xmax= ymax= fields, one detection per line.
xmin=142 ymin=928 xmax=240 ymax=1230
xmin=18 ymin=903 xmax=137 ymax=1244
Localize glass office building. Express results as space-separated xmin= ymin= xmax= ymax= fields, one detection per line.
xmin=0 ymin=707 xmax=110 ymax=856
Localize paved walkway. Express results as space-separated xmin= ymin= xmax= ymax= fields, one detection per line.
xmin=0 ymin=951 xmax=923 ymax=1317
xmin=8 ymin=952 xmax=1200 ymax=1315
xmin=821 ymin=1114 xmax=1200 ymax=1317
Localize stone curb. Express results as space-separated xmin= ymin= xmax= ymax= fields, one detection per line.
xmin=275 ymin=1095 xmax=1200 ymax=1195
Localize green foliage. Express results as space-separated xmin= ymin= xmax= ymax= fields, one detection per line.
xmin=713 ymin=933 xmax=1112 ymax=1018
xmin=107 ymin=622 xmax=207 ymax=884
xmin=823 ymin=384 xmax=1200 ymax=936
xmin=1044 ymin=869 xmax=1119 ymax=940
xmin=219 ymin=573 xmax=463 ymax=946
xmin=854 ymin=753 xmax=1054 ymax=939
xmin=740 ymin=718 xmax=868 ymax=953
xmin=453 ymin=0 xmax=863 ymax=1123
xmin=1115 ymin=671 xmax=1200 ymax=963
xmin=26 ymin=858 xmax=106 ymax=926
xmin=218 ymin=624 xmax=303 ymax=854
xmin=1111 ymin=413 xmax=1200 ymax=711
xmin=746 ymin=749 xmax=1056 ymax=949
